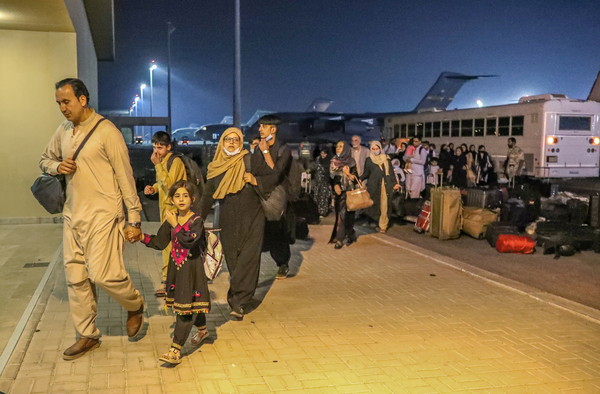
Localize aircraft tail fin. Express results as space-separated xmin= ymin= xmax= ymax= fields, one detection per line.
xmin=587 ymin=71 xmax=600 ymax=102
xmin=414 ymin=72 xmax=497 ymax=112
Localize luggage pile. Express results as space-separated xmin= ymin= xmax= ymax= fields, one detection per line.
xmin=404 ymin=183 xmax=600 ymax=257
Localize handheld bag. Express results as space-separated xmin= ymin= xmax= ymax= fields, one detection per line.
xmin=346 ymin=179 xmax=374 ymax=211
xmin=204 ymin=229 xmax=224 ymax=280
xmin=243 ymin=151 xmax=288 ymax=221
xmin=495 ymin=234 xmax=536 ymax=254
xmin=260 ymin=184 xmax=288 ymax=221
xmin=31 ymin=118 xmax=106 ymax=214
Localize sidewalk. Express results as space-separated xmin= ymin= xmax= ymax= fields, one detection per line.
xmin=1 ymin=223 xmax=600 ymax=393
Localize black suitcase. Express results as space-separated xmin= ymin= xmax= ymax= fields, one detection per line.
xmin=590 ymin=194 xmax=600 ymax=228
xmin=465 ymin=188 xmax=503 ymax=209
xmin=567 ymin=199 xmax=588 ymax=225
xmin=292 ymin=193 xmax=320 ymax=224
xmin=501 ymin=200 xmax=529 ymax=230
xmin=485 ymin=221 xmax=519 ymax=247
xmin=295 ymin=217 xmax=309 ymax=240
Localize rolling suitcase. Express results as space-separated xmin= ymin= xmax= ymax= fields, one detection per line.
xmin=589 ymin=194 xmax=599 ymax=228
xmin=567 ymin=199 xmax=588 ymax=225
xmin=485 ymin=221 xmax=519 ymax=247
xmin=429 ymin=187 xmax=462 ymax=240
xmin=414 ymin=201 xmax=431 ymax=233
xmin=465 ymin=188 xmax=503 ymax=209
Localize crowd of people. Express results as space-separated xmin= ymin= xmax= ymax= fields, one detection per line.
xmin=38 ymin=77 xmax=525 ymax=367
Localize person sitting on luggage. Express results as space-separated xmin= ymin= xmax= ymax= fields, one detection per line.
xmin=451 ymin=146 xmax=468 ymax=189
xmin=476 ymin=145 xmax=495 ymax=185
xmin=426 ymin=158 xmax=440 ymax=187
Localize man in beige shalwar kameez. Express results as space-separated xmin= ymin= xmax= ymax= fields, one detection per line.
xmin=40 ymin=78 xmax=144 ymax=360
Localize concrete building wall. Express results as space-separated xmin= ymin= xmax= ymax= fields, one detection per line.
xmin=65 ymin=0 xmax=99 ymax=108
xmin=0 ymin=29 xmax=78 ymax=219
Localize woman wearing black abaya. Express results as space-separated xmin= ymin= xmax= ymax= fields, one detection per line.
xmin=329 ymin=141 xmax=359 ymax=249
xmin=198 ymin=127 xmax=264 ymax=320
xmin=311 ymin=148 xmax=332 ymax=217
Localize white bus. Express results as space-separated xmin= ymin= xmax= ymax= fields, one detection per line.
xmin=383 ymin=94 xmax=600 ymax=178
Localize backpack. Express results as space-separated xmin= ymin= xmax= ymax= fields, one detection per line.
xmin=286 ymin=158 xmax=305 ymax=202
xmin=167 ymin=151 xmax=205 ymax=211
xmin=204 ymin=229 xmax=224 ymax=280
xmin=271 ymin=144 xmax=304 ymax=202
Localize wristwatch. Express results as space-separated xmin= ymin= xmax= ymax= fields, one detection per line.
xmin=262 ymin=149 xmax=269 ymax=154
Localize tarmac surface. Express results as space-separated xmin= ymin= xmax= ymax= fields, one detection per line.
xmin=0 ymin=221 xmax=599 ymax=393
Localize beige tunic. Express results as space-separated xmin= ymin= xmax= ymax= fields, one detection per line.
xmin=40 ymin=110 xmax=143 ymax=338
xmin=151 ymin=151 xmax=187 ymax=281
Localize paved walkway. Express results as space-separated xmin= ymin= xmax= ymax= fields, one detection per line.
xmin=1 ymin=223 xmax=600 ymax=393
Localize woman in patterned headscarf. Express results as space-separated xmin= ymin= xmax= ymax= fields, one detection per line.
xmin=198 ymin=127 xmax=264 ymax=320
xmin=329 ymin=140 xmax=359 ymax=249
xmin=360 ymin=141 xmax=401 ymax=233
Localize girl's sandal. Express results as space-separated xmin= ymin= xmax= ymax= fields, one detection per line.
xmin=158 ymin=348 xmax=181 ymax=364
xmin=190 ymin=328 xmax=209 ymax=346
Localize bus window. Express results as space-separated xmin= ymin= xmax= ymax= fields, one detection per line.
xmin=486 ymin=118 xmax=497 ymax=136
xmin=433 ymin=122 xmax=441 ymax=137
xmin=451 ymin=120 xmax=460 ymax=137
xmin=511 ymin=116 xmax=524 ymax=136
xmin=474 ymin=118 xmax=484 ymax=136
xmin=416 ymin=123 xmax=424 ymax=137
xmin=461 ymin=119 xmax=473 ymax=137
xmin=424 ymin=122 xmax=432 ymax=138
xmin=559 ymin=116 xmax=591 ymax=131
xmin=498 ymin=117 xmax=510 ymax=136
xmin=393 ymin=124 xmax=400 ymax=138
xmin=442 ymin=121 xmax=450 ymax=137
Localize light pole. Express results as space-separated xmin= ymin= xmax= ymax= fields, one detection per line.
xmin=134 ymin=96 xmax=139 ymax=136
xmin=233 ymin=0 xmax=241 ymax=127
xmin=149 ymin=61 xmax=157 ymax=116
xmin=140 ymin=83 xmax=146 ymax=139
xmin=167 ymin=22 xmax=175 ymax=133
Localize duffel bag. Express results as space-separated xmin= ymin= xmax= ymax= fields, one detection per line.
xmin=462 ymin=207 xmax=498 ymax=239
xmin=496 ymin=234 xmax=536 ymax=254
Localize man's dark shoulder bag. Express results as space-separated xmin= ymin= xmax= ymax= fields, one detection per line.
xmin=31 ymin=118 xmax=106 ymax=214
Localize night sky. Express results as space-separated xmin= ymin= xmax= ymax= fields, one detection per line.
xmin=98 ymin=0 xmax=600 ymax=130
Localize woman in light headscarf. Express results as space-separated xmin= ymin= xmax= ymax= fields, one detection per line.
xmin=198 ymin=127 xmax=264 ymax=320
xmin=360 ymin=141 xmax=401 ymax=233
xmin=329 ymin=140 xmax=359 ymax=249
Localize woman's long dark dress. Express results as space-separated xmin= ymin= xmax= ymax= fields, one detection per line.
xmin=329 ymin=167 xmax=359 ymax=244
xmin=452 ymin=153 xmax=468 ymax=188
xmin=476 ymin=151 xmax=494 ymax=185
xmin=312 ymin=156 xmax=332 ymax=217
xmin=360 ymin=157 xmax=396 ymax=224
xmin=143 ymin=216 xmax=210 ymax=315
xmin=199 ymin=174 xmax=265 ymax=311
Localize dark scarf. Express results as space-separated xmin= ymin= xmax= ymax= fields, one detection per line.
xmin=330 ymin=142 xmax=356 ymax=171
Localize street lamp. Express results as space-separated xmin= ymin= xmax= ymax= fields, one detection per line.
xmin=167 ymin=22 xmax=175 ymax=133
xmin=140 ymin=84 xmax=146 ymax=139
xmin=149 ymin=61 xmax=157 ymax=116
